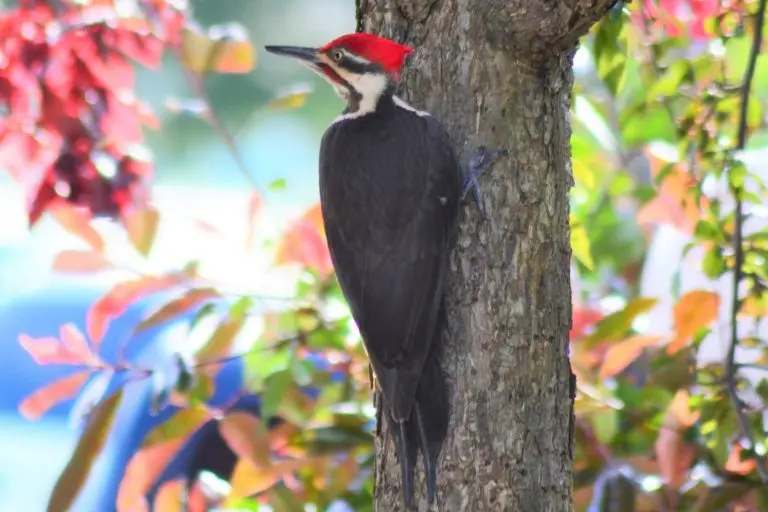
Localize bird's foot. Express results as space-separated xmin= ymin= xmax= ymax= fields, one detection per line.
xmin=461 ymin=145 xmax=508 ymax=215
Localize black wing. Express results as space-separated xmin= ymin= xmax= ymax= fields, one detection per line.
xmin=319 ymin=107 xmax=460 ymax=422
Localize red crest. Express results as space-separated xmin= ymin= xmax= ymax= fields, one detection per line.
xmin=321 ymin=33 xmax=413 ymax=78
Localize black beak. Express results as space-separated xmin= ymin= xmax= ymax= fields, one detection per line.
xmin=264 ymin=45 xmax=320 ymax=64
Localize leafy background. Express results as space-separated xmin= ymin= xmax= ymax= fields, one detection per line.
xmin=1 ymin=0 xmax=768 ymax=511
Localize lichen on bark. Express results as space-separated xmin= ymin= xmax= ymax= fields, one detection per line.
xmin=355 ymin=1 xmax=619 ymax=510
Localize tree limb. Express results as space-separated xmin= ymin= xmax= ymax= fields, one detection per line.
xmin=725 ymin=0 xmax=768 ymax=485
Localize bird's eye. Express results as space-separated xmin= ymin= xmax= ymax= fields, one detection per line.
xmin=331 ymin=50 xmax=344 ymax=62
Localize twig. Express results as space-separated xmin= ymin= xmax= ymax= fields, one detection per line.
xmin=724 ymin=0 xmax=768 ymax=485
xmin=174 ymin=50 xmax=260 ymax=190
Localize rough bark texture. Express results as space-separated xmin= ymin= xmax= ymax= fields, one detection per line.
xmin=355 ymin=1 xmax=617 ymax=511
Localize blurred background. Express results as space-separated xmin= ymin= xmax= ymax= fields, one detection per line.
xmin=0 ymin=0 xmax=354 ymax=509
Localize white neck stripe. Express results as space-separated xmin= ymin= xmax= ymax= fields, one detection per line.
xmin=331 ymin=95 xmax=431 ymax=125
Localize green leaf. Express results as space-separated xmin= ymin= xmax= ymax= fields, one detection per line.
xmin=261 ymin=369 xmax=293 ymax=419
xmin=728 ymin=160 xmax=747 ymax=190
xmin=47 ymin=390 xmax=123 ymax=512
xmin=587 ymin=297 xmax=658 ymax=343
xmin=590 ymin=408 xmax=619 ymax=444
xmin=124 ymin=207 xmax=160 ymax=257
xmin=268 ymin=178 xmax=287 ymax=191
xmin=142 ymin=407 xmax=210 ymax=446
xmin=570 ymin=217 xmax=594 ymax=271
xmin=268 ymin=485 xmax=304 ymax=512
xmin=293 ymin=425 xmax=374 ymax=454
xmin=702 ymin=247 xmax=725 ymax=279
xmin=135 ymin=287 xmax=220 ymax=334
xmin=694 ymin=220 xmax=722 ymax=243
xmin=593 ymin=15 xmax=628 ymax=96
xmin=195 ymin=301 xmax=249 ymax=363
xmin=648 ymin=61 xmax=691 ymax=98
xmin=693 ymin=482 xmax=753 ymax=512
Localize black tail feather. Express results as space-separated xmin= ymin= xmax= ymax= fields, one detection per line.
xmin=383 ymin=324 xmax=449 ymax=508
xmin=414 ymin=401 xmax=436 ymax=503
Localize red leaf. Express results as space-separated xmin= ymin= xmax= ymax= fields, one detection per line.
xmin=74 ymin=37 xmax=136 ymax=92
xmin=52 ymin=250 xmax=112 ymax=273
xmin=19 ymin=331 xmax=95 ymax=366
xmin=59 ymin=323 xmax=95 ymax=364
xmin=49 ymin=204 xmax=105 ymax=252
xmin=274 ymin=204 xmax=333 ymax=276
xmin=19 ymin=371 xmax=91 ymax=420
xmin=570 ymin=306 xmax=603 ymax=340
xmin=87 ymin=276 xmax=182 ymax=346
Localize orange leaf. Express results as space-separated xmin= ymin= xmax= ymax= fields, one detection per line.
xmin=226 ymin=457 xmax=320 ymax=501
xmin=637 ymin=157 xmax=707 ymax=234
xmin=654 ymin=426 xmax=695 ymax=490
xmin=180 ymin=24 xmax=255 ymax=74
xmin=134 ymin=287 xmax=220 ymax=334
xmin=274 ymin=204 xmax=332 ymax=276
xmin=219 ymin=412 xmax=271 ymax=468
xmin=599 ymin=334 xmax=665 ymax=378
xmin=724 ymin=443 xmax=757 ymax=475
xmin=124 ymin=206 xmax=160 ymax=257
xmin=87 ymin=275 xmax=182 ymax=346
xmin=49 ymin=203 xmax=105 ymax=252
xmin=117 ymin=440 xmax=185 ymax=512
xmin=741 ymin=293 xmax=768 ymax=317
xmin=668 ymin=290 xmax=720 ymax=354
xmin=52 ymin=250 xmax=112 ymax=273
xmin=19 ymin=371 xmax=90 ymax=420
xmin=153 ymin=479 xmax=184 ymax=512
xmin=655 ymin=389 xmax=699 ymax=493
xmin=665 ymin=390 xmax=700 ymax=430
xmin=245 ymin=191 xmax=262 ymax=251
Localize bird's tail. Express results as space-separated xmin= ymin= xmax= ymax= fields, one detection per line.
xmin=385 ymin=335 xmax=449 ymax=508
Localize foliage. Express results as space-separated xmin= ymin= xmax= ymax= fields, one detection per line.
xmin=570 ymin=0 xmax=768 ymax=510
xmin=2 ymin=0 xmax=768 ymax=511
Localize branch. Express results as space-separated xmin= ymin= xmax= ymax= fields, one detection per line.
xmin=725 ymin=0 xmax=768 ymax=485
xmin=175 ymin=51 xmax=260 ymax=190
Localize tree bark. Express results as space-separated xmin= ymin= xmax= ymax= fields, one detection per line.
xmin=355 ymin=1 xmax=617 ymax=510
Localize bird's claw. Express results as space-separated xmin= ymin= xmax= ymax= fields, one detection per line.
xmin=461 ymin=145 xmax=508 ymax=215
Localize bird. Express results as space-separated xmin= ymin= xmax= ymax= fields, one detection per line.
xmin=265 ymin=32 xmax=504 ymax=508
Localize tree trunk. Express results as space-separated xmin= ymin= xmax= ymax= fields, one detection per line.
xmin=355 ymin=1 xmax=617 ymax=510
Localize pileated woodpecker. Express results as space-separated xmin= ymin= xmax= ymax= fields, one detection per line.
xmin=265 ymin=33 xmax=504 ymax=508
